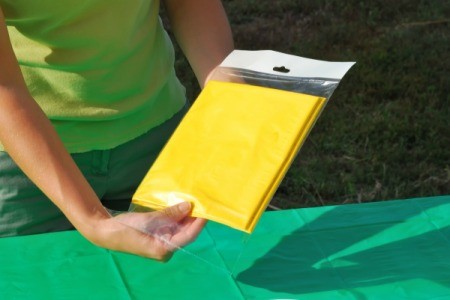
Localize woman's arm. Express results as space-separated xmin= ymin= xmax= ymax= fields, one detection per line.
xmin=0 ymin=8 xmax=203 ymax=260
xmin=0 ymin=8 xmax=108 ymax=238
xmin=163 ymin=0 xmax=234 ymax=88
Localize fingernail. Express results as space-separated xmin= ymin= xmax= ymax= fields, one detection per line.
xmin=179 ymin=202 xmax=191 ymax=213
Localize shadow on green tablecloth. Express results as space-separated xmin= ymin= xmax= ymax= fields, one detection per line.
xmin=236 ymin=198 xmax=450 ymax=295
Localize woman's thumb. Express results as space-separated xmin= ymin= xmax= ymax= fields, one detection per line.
xmin=162 ymin=202 xmax=192 ymax=221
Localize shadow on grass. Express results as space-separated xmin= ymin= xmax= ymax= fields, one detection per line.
xmin=236 ymin=198 xmax=450 ymax=295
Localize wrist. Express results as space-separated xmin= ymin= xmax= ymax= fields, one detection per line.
xmin=70 ymin=204 xmax=112 ymax=244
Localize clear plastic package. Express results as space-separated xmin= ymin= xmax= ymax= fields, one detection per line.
xmin=130 ymin=50 xmax=355 ymax=234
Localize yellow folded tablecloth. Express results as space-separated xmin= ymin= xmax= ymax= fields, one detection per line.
xmin=132 ymin=81 xmax=325 ymax=233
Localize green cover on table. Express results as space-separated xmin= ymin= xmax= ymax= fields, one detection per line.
xmin=1 ymin=195 xmax=449 ymax=299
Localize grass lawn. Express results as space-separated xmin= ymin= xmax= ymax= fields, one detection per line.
xmin=165 ymin=0 xmax=449 ymax=208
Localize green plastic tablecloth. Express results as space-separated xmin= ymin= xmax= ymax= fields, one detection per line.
xmin=1 ymin=195 xmax=449 ymax=299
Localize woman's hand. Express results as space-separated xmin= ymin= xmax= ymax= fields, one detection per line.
xmin=85 ymin=202 xmax=206 ymax=261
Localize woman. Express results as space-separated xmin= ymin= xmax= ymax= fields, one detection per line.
xmin=0 ymin=0 xmax=233 ymax=260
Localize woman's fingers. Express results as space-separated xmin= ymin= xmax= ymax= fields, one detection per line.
xmin=161 ymin=201 xmax=192 ymax=221
xmin=170 ymin=217 xmax=207 ymax=248
xmin=102 ymin=203 xmax=205 ymax=259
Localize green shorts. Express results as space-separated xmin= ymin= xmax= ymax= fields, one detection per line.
xmin=0 ymin=105 xmax=188 ymax=237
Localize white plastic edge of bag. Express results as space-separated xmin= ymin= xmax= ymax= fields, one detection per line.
xmin=219 ymin=49 xmax=355 ymax=80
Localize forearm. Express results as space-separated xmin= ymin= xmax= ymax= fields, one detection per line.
xmin=0 ymin=95 xmax=204 ymax=258
xmin=0 ymin=8 xmax=108 ymax=240
xmin=0 ymin=87 xmax=109 ymax=238
xmin=163 ymin=0 xmax=234 ymax=88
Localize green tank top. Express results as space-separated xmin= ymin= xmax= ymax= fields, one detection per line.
xmin=0 ymin=0 xmax=186 ymax=152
